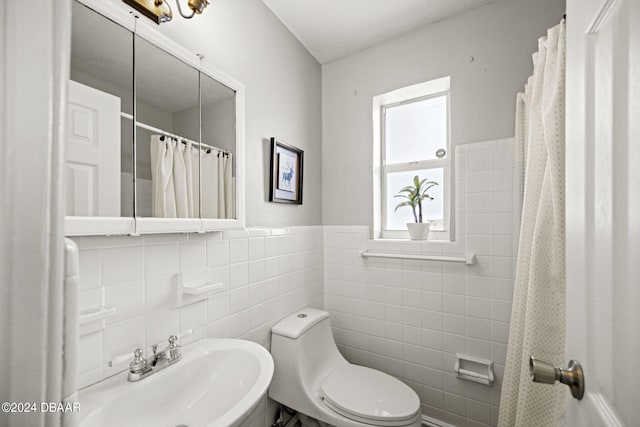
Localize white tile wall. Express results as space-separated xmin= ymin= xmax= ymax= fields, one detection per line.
xmin=324 ymin=139 xmax=516 ymax=427
xmin=73 ymin=226 xmax=324 ymax=391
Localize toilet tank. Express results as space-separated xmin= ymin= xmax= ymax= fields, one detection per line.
xmin=269 ymin=309 xmax=347 ymax=411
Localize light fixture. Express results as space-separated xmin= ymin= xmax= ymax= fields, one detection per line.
xmin=122 ymin=0 xmax=210 ymax=24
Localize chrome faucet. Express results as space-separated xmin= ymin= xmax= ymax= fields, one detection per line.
xmin=127 ymin=335 xmax=182 ymax=382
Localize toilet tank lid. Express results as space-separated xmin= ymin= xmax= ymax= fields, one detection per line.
xmin=271 ymin=308 xmax=329 ymax=339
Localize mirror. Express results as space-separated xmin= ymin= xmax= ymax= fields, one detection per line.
xmin=200 ymin=73 xmax=236 ymax=219
xmin=67 ymin=0 xmax=241 ymax=234
xmin=68 ymin=1 xmax=134 ymax=217
xmin=134 ymin=36 xmax=200 ymax=219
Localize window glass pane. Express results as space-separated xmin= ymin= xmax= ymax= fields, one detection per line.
xmin=385 ymin=95 xmax=447 ymax=164
xmin=386 ymin=168 xmax=444 ymax=230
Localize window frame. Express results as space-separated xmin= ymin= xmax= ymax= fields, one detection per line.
xmin=373 ymin=77 xmax=452 ymax=241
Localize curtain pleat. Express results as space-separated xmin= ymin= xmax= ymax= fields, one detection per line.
xmin=217 ymin=154 xmax=226 ymax=219
xmin=201 ymin=150 xmax=219 ymax=218
xmin=225 ymin=154 xmax=234 ymax=219
xmin=182 ymin=140 xmax=194 ymax=218
xmin=150 ymin=136 xmax=176 ymax=218
xmin=173 ymin=142 xmax=189 ymax=218
xmin=190 ymin=144 xmax=200 ymax=218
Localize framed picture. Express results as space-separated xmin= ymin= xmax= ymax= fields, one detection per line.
xmin=269 ymin=137 xmax=303 ymax=204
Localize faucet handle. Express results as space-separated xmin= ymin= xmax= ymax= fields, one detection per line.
xmin=130 ymin=348 xmax=148 ymax=373
xmin=167 ymin=335 xmax=181 ymax=361
xmin=134 ymin=348 xmax=144 ymax=360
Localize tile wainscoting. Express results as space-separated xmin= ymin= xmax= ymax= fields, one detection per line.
xmin=73 ymin=226 xmax=324 ymax=389
xmin=324 ymin=139 xmax=516 ymax=427
xmin=73 ymin=226 xmax=324 ymax=426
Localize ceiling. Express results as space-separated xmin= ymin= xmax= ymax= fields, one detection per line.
xmin=261 ymin=0 xmax=498 ymax=64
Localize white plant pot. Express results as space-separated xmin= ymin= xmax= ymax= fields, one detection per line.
xmin=406 ymin=222 xmax=431 ymax=240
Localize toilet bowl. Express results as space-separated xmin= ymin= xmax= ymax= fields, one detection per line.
xmin=269 ymin=309 xmax=422 ymax=427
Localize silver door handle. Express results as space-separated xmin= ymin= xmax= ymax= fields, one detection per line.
xmin=529 ymin=356 xmax=585 ymax=400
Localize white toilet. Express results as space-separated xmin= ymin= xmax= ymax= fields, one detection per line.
xmin=269 ymin=309 xmax=422 ymax=427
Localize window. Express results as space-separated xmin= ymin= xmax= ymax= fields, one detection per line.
xmin=373 ymin=77 xmax=451 ymax=240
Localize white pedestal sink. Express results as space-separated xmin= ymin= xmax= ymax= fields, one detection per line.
xmin=79 ymin=339 xmax=274 ymax=427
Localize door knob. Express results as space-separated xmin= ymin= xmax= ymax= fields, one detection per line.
xmin=529 ymin=356 xmax=585 ymax=400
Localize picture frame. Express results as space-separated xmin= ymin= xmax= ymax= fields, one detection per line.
xmin=269 ymin=137 xmax=303 ymax=204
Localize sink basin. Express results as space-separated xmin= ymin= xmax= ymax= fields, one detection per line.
xmin=79 ymin=339 xmax=274 ymax=427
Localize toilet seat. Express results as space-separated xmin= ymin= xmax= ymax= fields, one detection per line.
xmin=319 ymin=365 xmax=420 ymax=427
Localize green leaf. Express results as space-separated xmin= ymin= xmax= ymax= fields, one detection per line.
xmin=393 ymin=175 xmax=439 ymax=206
xmin=394 ymin=201 xmax=412 ymax=212
xmin=397 ymin=186 xmax=416 ymax=194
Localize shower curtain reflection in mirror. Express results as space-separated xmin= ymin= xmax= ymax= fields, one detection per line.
xmin=150 ymin=135 xmax=233 ymax=218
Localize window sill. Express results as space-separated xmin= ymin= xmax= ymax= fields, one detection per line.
xmin=379 ymin=228 xmax=452 ymax=242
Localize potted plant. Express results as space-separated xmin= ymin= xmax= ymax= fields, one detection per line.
xmin=394 ymin=175 xmax=439 ymax=240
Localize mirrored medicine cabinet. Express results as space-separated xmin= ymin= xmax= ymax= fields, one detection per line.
xmin=66 ymin=0 xmax=244 ymax=236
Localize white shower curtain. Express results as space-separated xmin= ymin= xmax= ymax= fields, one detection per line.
xmin=225 ymin=153 xmax=234 ymax=219
xmin=173 ymin=141 xmax=189 ymax=218
xmin=201 ymin=149 xmax=219 ymax=218
xmin=217 ymin=153 xmax=226 ymax=218
xmin=199 ymin=150 xmax=235 ymax=219
xmin=182 ymin=140 xmax=195 ymax=218
xmin=498 ymin=21 xmax=567 ymax=427
xmin=187 ymin=142 xmax=200 ymax=217
xmin=151 ymin=136 xmax=231 ymax=219
xmin=150 ymin=135 xmax=177 ymax=218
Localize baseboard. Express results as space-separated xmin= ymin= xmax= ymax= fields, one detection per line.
xmin=422 ymin=414 xmax=457 ymax=427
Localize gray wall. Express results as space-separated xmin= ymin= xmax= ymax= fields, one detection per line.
xmin=173 ymin=98 xmax=237 ymax=155
xmin=321 ymin=0 xmax=565 ymax=226
xmin=158 ymin=0 xmax=323 ymax=227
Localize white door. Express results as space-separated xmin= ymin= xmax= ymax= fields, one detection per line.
xmin=66 ymin=80 xmax=121 ymax=216
xmin=565 ymin=0 xmax=640 ymax=425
